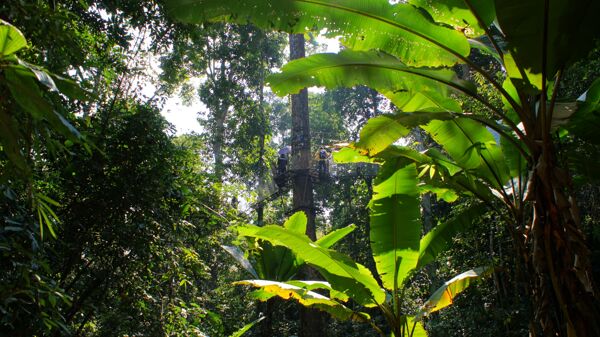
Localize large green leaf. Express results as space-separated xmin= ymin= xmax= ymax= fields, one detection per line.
xmin=419 ymin=267 xmax=492 ymax=315
xmin=370 ymin=164 xmax=421 ymax=290
xmin=333 ymin=147 xmax=374 ymax=164
xmin=372 ymin=164 xmax=419 ymax=201
xmin=406 ymin=316 xmax=427 ymax=337
xmin=0 ymin=20 xmax=27 ymax=57
xmin=417 ymin=204 xmax=487 ymax=268
xmin=495 ymin=0 xmax=600 ymax=78
xmin=165 ymin=0 xmax=470 ymax=67
xmin=354 ymin=116 xmax=410 ymax=157
xmin=222 ymin=245 xmax=259 ymax=278
xmin=268 ymin=50 xmax=471 ymax=111
xmin=284 ymin=211 xmax=307 ymax=234
xmin=316 ymin=224 xmax=356 ymax=249
xmin=237 ymin=280 xmax=370 ymax=322
xmin=251 ymin=240 xmax=300 ymax=281
xmin=286 ymin=280 xmax=350 ymax=302
xmin=4 ymin=65 xmax=81 ymax=141
xmin=421 ymin=118 xmax=510 ymax=188
xmin=354 ymin=111 xmax=455 ymax=156
xmin=236 ymin=225 xmax=385 ymax=306
xmin=409 ymin=0 xmax=496 ymax=38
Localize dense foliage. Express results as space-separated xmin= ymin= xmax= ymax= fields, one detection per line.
xmin=1 ymin=1 xmax=599 ymax=337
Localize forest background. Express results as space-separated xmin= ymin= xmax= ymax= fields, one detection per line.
xmin=0 ymin=1 xmax=599 ymax=336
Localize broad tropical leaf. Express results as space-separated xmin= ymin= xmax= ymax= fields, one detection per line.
xmin=3 ymin=65 xmax=81 ymax=141
xmin=235 ymin=225 xmax=385 ymax=306
xmin=370 ymin=164 xmax=421 ymax=289
xmin=495 ymin=0 xmax=600 ymax=77
xmin=315 ymin=224 xmax=356 ymax=249
xmin=421 ymin=118 xmax=510 ymax=188
xmin=284 ymin=211 xmax=307 ymax=234
xmin=222 ymin=245 xmax=259 ymax=278
xmin=406 ymin=316 xmax=427 ymax=337
xmin=251 ymin=240 xmax=299 ymax=281
xmin=333 ymin=147 xmax=374 ymax=164
xmin=420 ymin=267 xmax=492 ymax=315
xmin=165 ymin=0 xmax=471 ymax=67
xmin=417 ymin=204 xmax=487 ymax=268
xmin=286 ymin=280 xmax=350 ymax=302
xmin=0 ymin=20 xmax=26 ymax=56
xmin=409 ymin=0 xmax=496 ymax=38
xmin=237 ymin=280 xmax=370 ymax=322
xmin=372 ymin=164 xmax=419 ymax=201
xmin=354 ymin=111 xmax=455 ymax=156
xmin=267 ymin=50 xmax=471 ymax=112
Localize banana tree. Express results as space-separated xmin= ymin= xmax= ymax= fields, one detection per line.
xmin=223 ymin=212 xmax=358 ymax=281
xmin=232 ymin=211 xmax=490 ymax=337
xmin=165 ymin=1 xmax=600 ymax=335
xmin=222 ymin=212 xmax=357 ymax=336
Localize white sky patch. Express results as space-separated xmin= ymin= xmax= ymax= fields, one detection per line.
xmin=159 ymin=33 xmax=340 ymax=135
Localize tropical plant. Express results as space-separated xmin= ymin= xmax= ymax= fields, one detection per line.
xmin=223 ymin=212 xmax=357 ymax=335
xmin=165 ymin=1 xmax=600 ymax=336
xmin=0 ymin=20 xmax=87 ymax=174
xmin=228 ymin=211 xmax=489 ymax=337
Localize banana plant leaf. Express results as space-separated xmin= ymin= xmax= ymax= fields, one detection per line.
xmin=283 ymin=211 xmax=307 ymax=234
xmin=421 ymin=118 xmax=511 ymax=189
xmin=236 ymin=280 xmax=370 ymax=322
xmin=419 ymin=267 xmax=492 ymax=316
xmin=235 ymin=224 xmax=386 ymax=306
xmin=370 ymin=164 xmax=421 ymax=290
xmin=408 ymin=0 xmax=496 ymax=38
xmin=0 ymin=20 xmax=26 ymax=56
xmin=353 ymin=111 xmax=455 ymax=157
xmin=564 ymin=78 xmax=600 ymax=145
xmin=267 ymin=50 xmax=471 ymax=112
xmin=417 ymin=204 xmax=487 ymax=268
xmin=221 ymin=245 xmax=259 ymax=279
xmin=315 ymin=224 xmax=356 ymax=249
xmin=165 ymin=0 xmax=471 ymax=67
xmin=495 ymin=0 xmax=599 ymax=78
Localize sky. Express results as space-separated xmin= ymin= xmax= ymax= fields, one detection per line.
xmin=159 ymin=35 xmax=340 ymax=135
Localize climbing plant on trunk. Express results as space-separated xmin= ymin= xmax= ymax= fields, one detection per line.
xmin=165 ymin=1 xmax=600 ymax=336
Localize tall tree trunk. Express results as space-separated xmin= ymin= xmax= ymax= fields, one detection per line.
xmin=212 ymin=104 xmax=226 ymax=182
xmin=527 ymin=141 xmax=600 ymax=337
xmin=289 ymin=33 xmax=325 ymax=337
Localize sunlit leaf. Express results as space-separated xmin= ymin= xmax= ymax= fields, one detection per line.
xmin=268 ymin=50 xmax=472 ymax=111
xmin=236 ymin=224 xmax=385 ymax=306
xmin=165 ymin=0 xmax=470 ymax=67
xmin=420 ymin=267 xmax=492 ymax=315
xmin=283 ymin=211 xmax=307 ymax=234
xmin=409 ymin=0 xmax=495 ymax=38
xmin=316 ymin=224 xmax=356 ymax=249
xmin=222 ymin=245 xmax=259 ymax=278
xmin=236 ymin=280 xmax=370 ymax=322
xmin=0 ymin=20 xmax=27 ymax=56
xmin=417 ymin=204 xmax=487 ymax=268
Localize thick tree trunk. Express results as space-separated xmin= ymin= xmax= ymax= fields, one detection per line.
xmin=289 ymin=33 xmax=325 ymax=337
xmin=212 ymin=105 xmax=226 ymax=182
xmin=527 ymin=142 xmax=600 ymax=337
